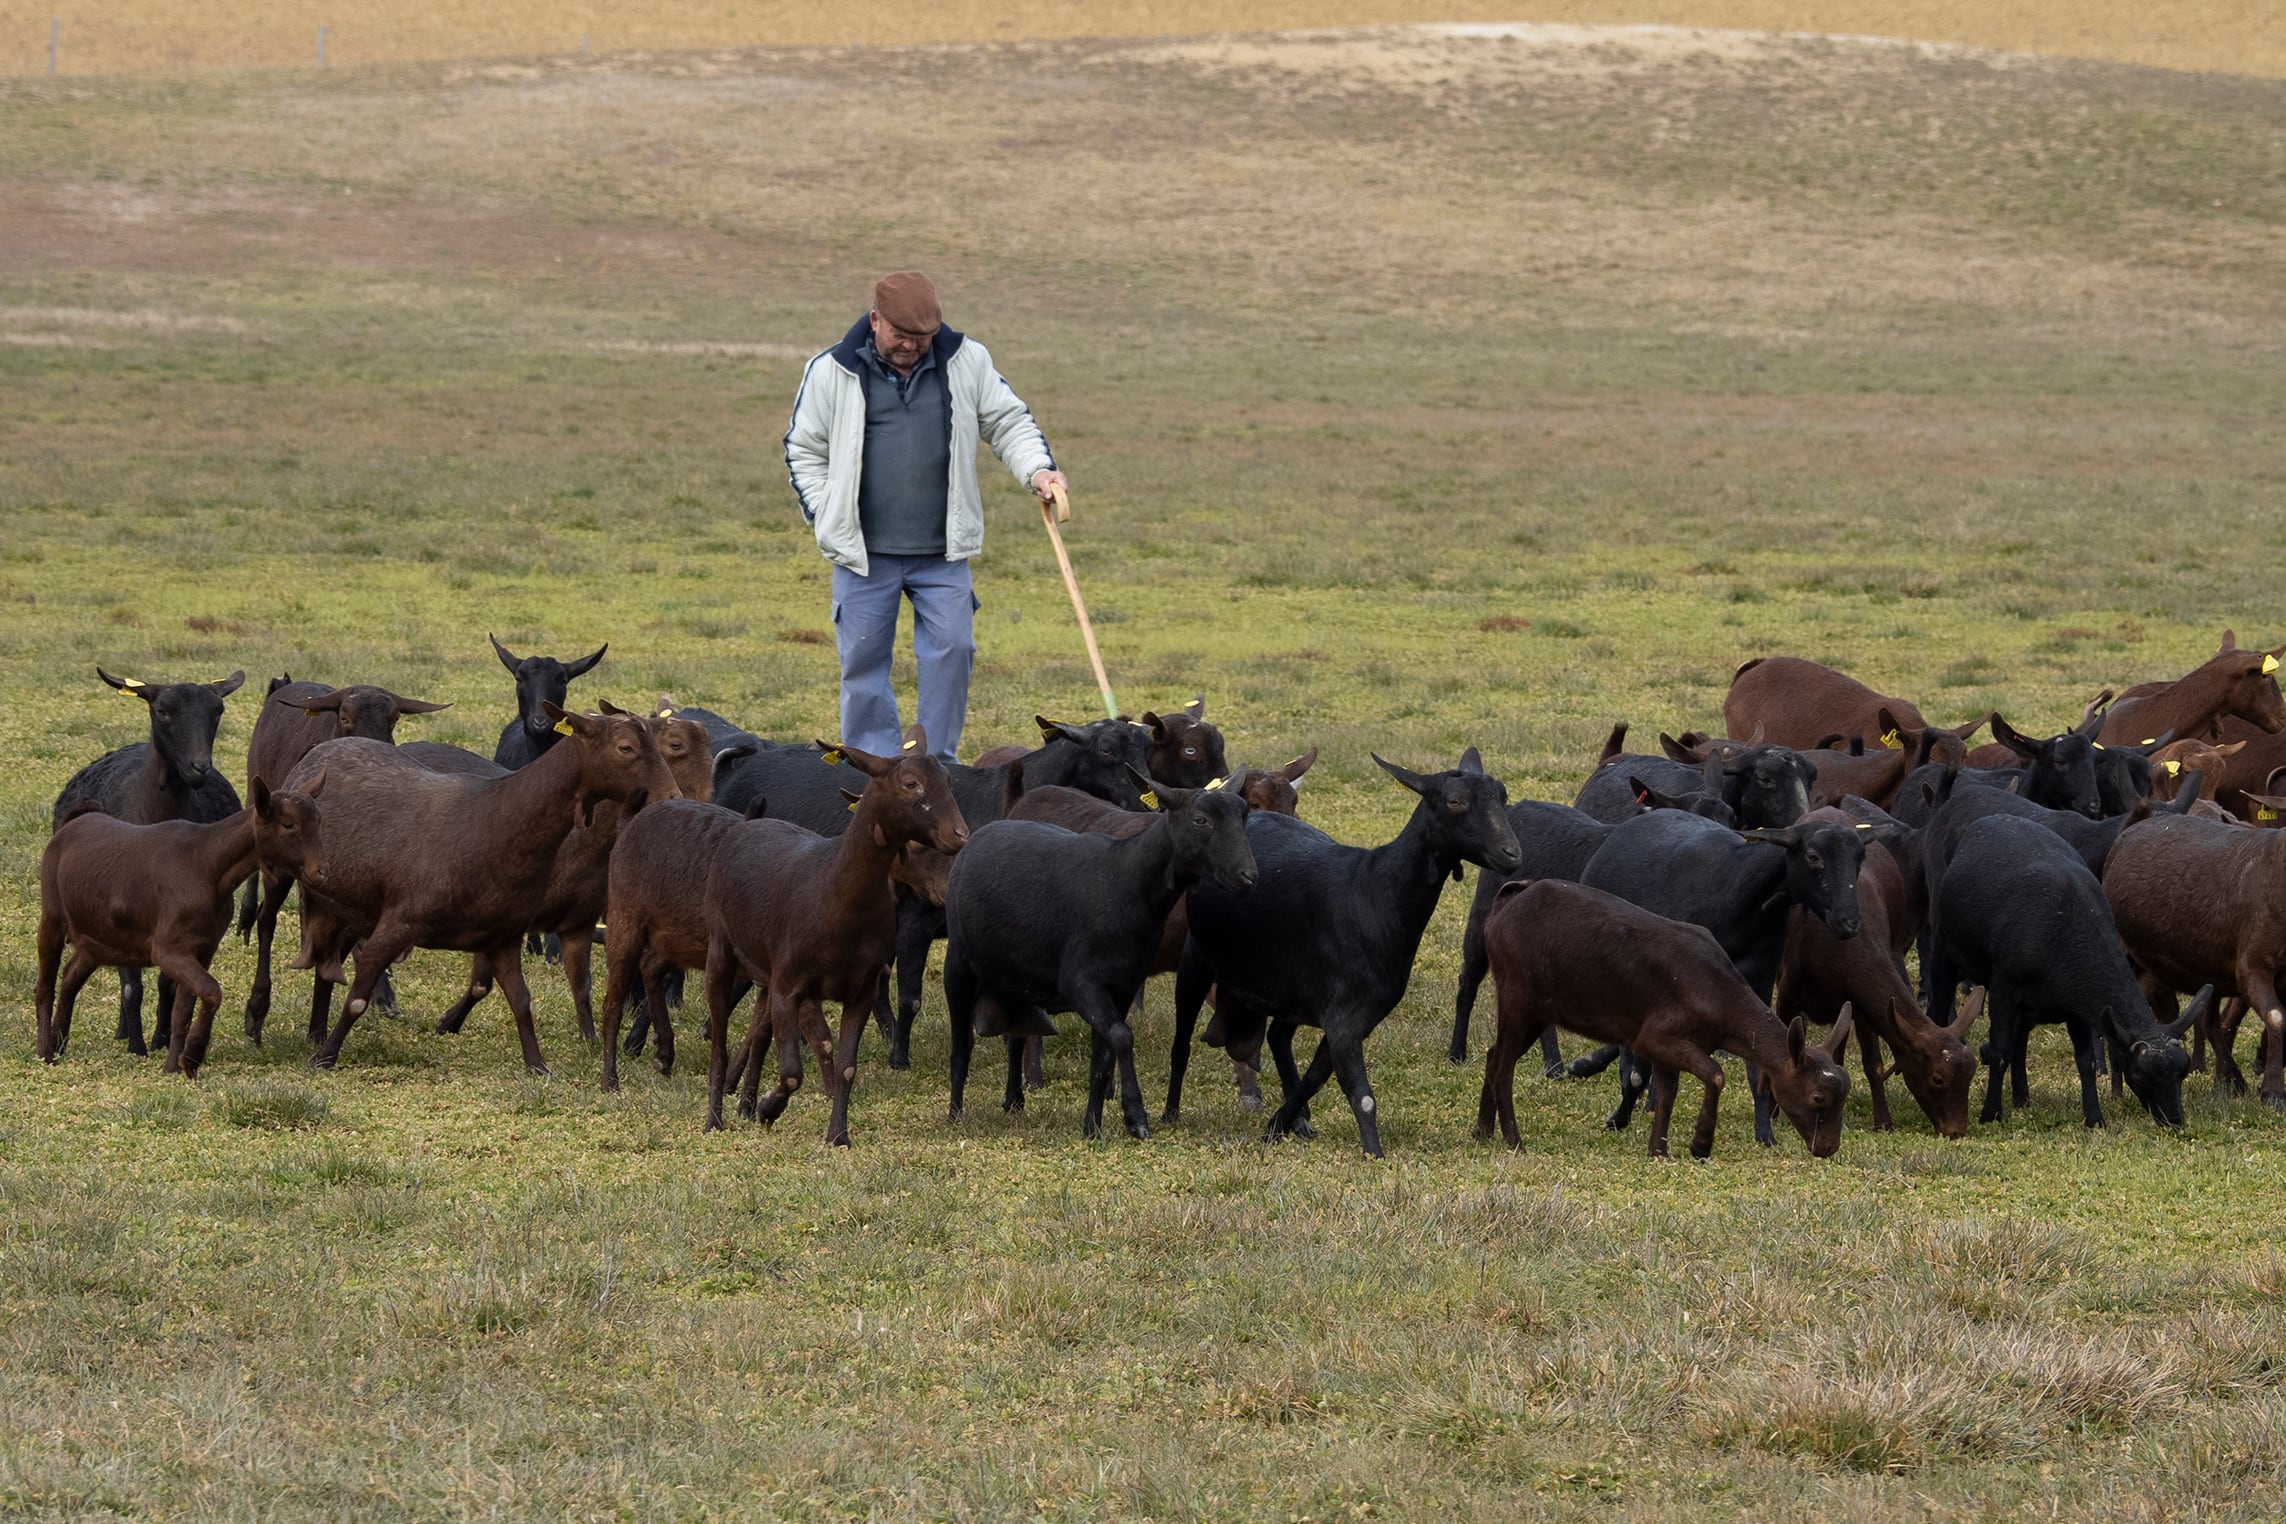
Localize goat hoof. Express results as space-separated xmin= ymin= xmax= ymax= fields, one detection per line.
xmin=525 ymin=1062 xmax=551 ymax=1078
xmin=886 ymin=1054 xmax=910 ymax=1072
xmin=1024 ymin=1075 xmax=1046 ymax=1093
xmin=1445 ymin=1045 xmax=1467 ymax=1065
xmin=827 ymin=1132 xmax=851 ymax=1148
xmin=1002 ymin=1096 xmax=1025 ymax=1114
xmin=2264 ymin=1094 xmax=2286 ymax=1111
xmin=1292 ymin=1118 xmax=1316 ymax=1140
xmin=1127 ymin=1121 xmax=1152 ymax=1141
xmin=1237 ymin=1092 xmax=1263 ymax=1113
xmin=1689 ymin=1142 xmax=1713 ymax=1161
xmin=309 ymin=1052 xmax=337 ymax=1071
xmin=1542 ymin=1064 xmax=1567 ymax=1080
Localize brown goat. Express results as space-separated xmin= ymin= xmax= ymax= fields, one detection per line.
xmin=702 ymin=726 xmax=969 ymax=1142
xmin=1773 ymin=812 xmax=1978 ymax=1137
xmin=1724 ymin=657 xmax=1987 ymax=764
xmin=38 ymin=778 xmax=325 ymax=1077
xmin=2145 ymin=739 xmax=2245 ymax=802
xmin=1137 ymin=695 xmax=1227 ymax=788
xmin=282 ymin=703 xmax=677 ymax=1073
xmin=2098 ymin=630 xmax=2286 ymax=749
xmin=599 ymin=798 xmax=951 ymax=1091
xmin=239 ymin=677 xmax=451 ymax=1040
xmin=436 ymin=706 xmax=715 ymax=1045
xmin=2103 ymin=814 xmax=2286 ymax=1106
xmin=1479 ymin=880 xmax=1853 ymax=1158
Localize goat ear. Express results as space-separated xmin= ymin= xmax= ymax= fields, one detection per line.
xmin=1658 ymin=732 xmax=1699 ymax=763
xmin=1990 ymin=714 xmax=2036 ymax=757
xmin=1185 ymin=693 xmax=1206 ymax=721
xmin=2219 ymin=740 xmax=2248 ymax=757
xmin=596 ymin=699 xmax=630 ymax=717
xmin=1874 ymin=707 xmax=1909 ymax=748
xmin=1140 ymin=711 xmax=1167 ymax=740
xmin=745 ymin=795 xmax=770 ymax=820
xmin=389 ymin=694 xmax=452 ymax=714
xmin=1817 ymin=1003 xmax=1854 ymax=1060
xmin=1279 ymin=747 xmax=1318 ymax=784
xmin=1371 ymin=754 xmax=1432 ymax=795
xmin=251 ymin=776 xmax=274 ymax=816
xmin=1120 ymin=763 xmax=1165 ymax=811
xmin=826 ymin=740 xmax=892 ymax=777
xmin=489 ymin=632 xmax=521 ymax=673
xmin=299 ymin=765 xmax=327 ymax=798
xmin=207 ymin=670 xmax=245 ymax=697
xmin=1787 ymin=1015 xmax=1809 ymax=1065
xmin=1037 ymin=716 xmax=1090 ymax=747
xmin=564 ymin=642 xmax=608 ymax=679
xmin=2125 ymin=730 xmax=2175 ymax=754
xmin=1739 ymin=826 xmax=1801 ymax=849
xmin=2217 ymin=627 xmax=2238 ymax=655
xmin=901 ymin=723 xmax=928 ymax=756
xmin=1457 ymin=746 xmax=1483 ymax=776
xmin=543 ymin=701 xmax=597 ymax=738
xmin=293 ymin=688 xmax=348 ymax=714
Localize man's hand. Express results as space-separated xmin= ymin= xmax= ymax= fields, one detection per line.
xmin=1030 ymin=468 xmax=1068 ymax=504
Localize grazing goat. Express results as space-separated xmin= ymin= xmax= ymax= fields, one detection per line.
xmin=2104 ymin=814 xmax=2286 ymax=1107
xmin=1578 ymin=811 xmax=1873 ymax=1142
xmin=488 ymin=633 xmax=607 ymax=769
xmin=1478 ymin=881 xmax=1853 ymax=1158
xmin=435 ymin=707 xmax=714 ymax=1044
xmin=1724 ymin=657 xmax=1986 ymax=764
xmin=1173 ymin=749 xmax=1521 ymax=1157
xmin=1772 ymin=810 xmax=1976 ymax=1137
xmin=52 ymin=665 xmax=247 ymax=1055
xmin=946 ymin=773 xmax=1256 ymax=1138
xmin=1924 ymin=815 xmax=2202 ymax=1127
xmin=703 ymin=727 xmax=969 ymax=1141
xmin=38 ymin=778 xmax=324 ymax=1078
xmin=238 ymin=676 xmax=449 ymax=1037
xmin=283 ymin=704 xmax=675 ymax=1072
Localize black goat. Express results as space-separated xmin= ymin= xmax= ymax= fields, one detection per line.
xmin=1577 ymin=811 xmax=1873 ymax=1143
xmin=944 ymin=772 xmax=1256 ymax=1139
xmin=1575 ymin=742 xmax=1812 ymax=829
xmin=1172 ymin=749 xmax=1521 ymax=1157
xmin=52 ymin=665 xmax=246 ymax=1054
xmin=1924 ymin=814 xmax=2204 ymax=1127
xmin=489 ymin=633 xmax=607 ymax=769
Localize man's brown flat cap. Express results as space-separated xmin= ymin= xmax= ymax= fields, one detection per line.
xmin=873 ymin=271 xmax=942 ymax=335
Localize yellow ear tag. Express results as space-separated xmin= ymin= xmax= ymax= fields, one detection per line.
xmin=2139 ymin=738 xmax=2156 ymax=746
xmin=304 ymin=708 xmax=324 ymax=718
xmin=1139 ymin=790 xmax=1159 ymax=811
xmin=656 ymin=708 xmax=674 ymax=719
xmin=818 ymin=749 xmax=843 ymax=766
xmin=902 ymin=740 xmax=918 ymax=751
xmin=2259 ymin=806 xmax=2278 ymax=822
xmin=1880 ymin=730 xmax=1901 ymax=749
xmin=1207 ymin=776 xmax=1228 ymax=790
xmin=2265 ymin=655 xmax=2280 ymax=675
xmin=552 ymin=717 xmax=576 ymax=736
xmin=847 ymin=798 xmax=859 ymax=812
xmin=120 ymin=679 xmax=146 ymax=695
xmin=2093 ymin=743 xmax=2105 ymax=751
xmin=2164 ymin=760 xmax=2181 ymax=777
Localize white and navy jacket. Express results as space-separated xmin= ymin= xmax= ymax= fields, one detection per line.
xmin=784 ymin=315 xmax=1055 ymax=577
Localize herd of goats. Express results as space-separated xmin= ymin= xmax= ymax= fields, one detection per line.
xmin=30 ymin=628 xmax=2286 ymax=1160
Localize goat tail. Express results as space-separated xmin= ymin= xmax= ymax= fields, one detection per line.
xmin=1491 ymin=878 xmax=1537 ymax=908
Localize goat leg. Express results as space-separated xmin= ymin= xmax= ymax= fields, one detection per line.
xmin=753 ymin=988 xmax=808 ymax=1127
xmin=1232 ymin=1057 xmax=1263 ymax=1112
xmin=2242 ymin=972 xmax=2286 ymax=1108
xmin=1165 ymin=939 xmax=1214 ymax=1123
xmin=165 ymin=959 xmax=224 ymax=1081
xmin=1538 ymin=1028 xmax=1565 ymax=1080
xmin=702 ymin=947 xmax=742 ymax=1132
xmin=1327 ymin=1030 xmax=1380 ymax=1158
xmin=46 ymin=947 xmax=98 ymax=1063
xmin=1450 ymin=903 xmax=1490 ymax=1064
xmin=312 ymin=926 xmax=410 ymax=1069
xmin=1002 ymin=1034 xmax=1027 ymax=1113
xmin=561 ymin=929 xmax=597 ymax=1045
xmin=598 ymin=938 xmax=637 ymax=1092
xmin=1266 ymin=1031 xmax=1335 ymax=1145
xmin=1746 ymin=1062 xmax=1777 ymax=1148
xmin=1858 ymin=1025 xmax=1894 ymax=1131
xmin=117 ymin=967 xmax=147 ymax=1055
xmin=486 ymin=946 xmax=551 ymax=1077
xmin=2065 ymin=1017 xmax=2106 ymax=1128
xmin=824 ymin=984 xmax=872 ymax=1147
xmin=243 ymin=866 xmax=290 ymax=1043
xmin=1646 ymin=1063 xmax=1680 ymax=1160
xmin=436 ymin=954 xmax=493 ymax=1035
xmin=1023 ymin=1034 xmax=1047 ymax=1092
xmin=1265 ymin=1020 xmax=1314 ymax=1139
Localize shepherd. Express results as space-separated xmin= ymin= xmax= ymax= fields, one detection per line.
xmin=785 ymin=271 xmax=1067 ymax=762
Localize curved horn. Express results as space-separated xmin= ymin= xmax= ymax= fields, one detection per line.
xmin=563 ymin=642 xmax=608 ymax=679
xmin=489 ymin=632 xmax=520 ymax=672
xmin=1955 ymin=986 xmax=1988 ymax=1037
xmin=2163 ymin=984 xmax=2216 ymax=1042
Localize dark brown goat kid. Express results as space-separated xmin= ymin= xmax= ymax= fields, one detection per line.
xmin=702 ymin=725 xmax=969 ymax=1143
xmin=38 ymin=778 xmax=325 ymax=1078
xmin=1479 ymin=880 xmax=1853 ymax=1159
xmin=282 ymin=702 xmax=676 ymax=1072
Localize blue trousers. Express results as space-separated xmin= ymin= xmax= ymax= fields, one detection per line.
xmin=832 ymin=554 xmax=976 ymax=762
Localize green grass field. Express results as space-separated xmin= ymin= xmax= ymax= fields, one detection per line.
xmin=3 ymin=26 xmax=2285 ymax=1520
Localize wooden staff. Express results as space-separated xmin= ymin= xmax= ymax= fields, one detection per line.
xmin=1037 ymin=481 xmax=1118 ymax=721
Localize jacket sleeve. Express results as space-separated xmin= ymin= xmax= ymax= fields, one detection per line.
xmin=783 ymin=354 xmax=834 ymax=525
xmin=970 ymin=343 xmax=1055 ymax=487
